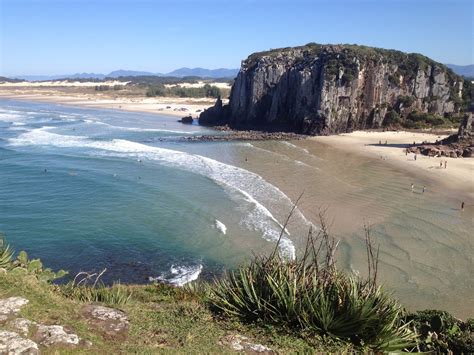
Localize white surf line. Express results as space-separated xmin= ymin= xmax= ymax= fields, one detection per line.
xmin=9 ymin=127 xmax=316 ymax=259
xmin=215 ymin=219 xmax=227 ymax=235
xmin=280 ymin=141 xmax=326 ymax=161
xmin=148 ymin=264 xmax=203 ymax=286
xmin=246 ymin=143 xmax=319 ymax=170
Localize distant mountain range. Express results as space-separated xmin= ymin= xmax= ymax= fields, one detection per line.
xmin=8 ymin=64 xmax=473 ymax=82
xmin=11 ymin=68 xmax=240 ymax=81
xmin=446 ymin=64 xmax=474 ymax=78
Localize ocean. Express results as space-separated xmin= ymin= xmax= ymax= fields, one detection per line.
xmin=0 ymin=98 xmax=472 ymax=317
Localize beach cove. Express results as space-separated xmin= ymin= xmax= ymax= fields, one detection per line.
xmin=0 ymin=97 xmax=473 ymax=319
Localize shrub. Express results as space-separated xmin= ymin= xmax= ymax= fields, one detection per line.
xmin=61 ymin=282 xmax=132 ymax=306
xmin=0 ymin=236 xmax=67 ymax=282
xmin=404 ymin=310 xmax=474 ymax=353
xmin=146 ymin=83 xmax=222 ymax=98
xmin=383 ymin=110 xmax=402 ymax=127
xmin=11 ymin=250 xmax=68 ymax=282
xmin=60 ymin=269 xmax=132 ymax=305
xmin=0 ymin=235 xmax=14 ymax=269
xmin=208 ymin=215 xmax=416 ymax=351
xmin=388 ymin=74 xmax=400 ymax=86
xmin=398 ymin=95 xmax=415 ymax=107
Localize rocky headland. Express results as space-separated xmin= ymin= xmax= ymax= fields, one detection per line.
xmin=408 ymin=112 xmax=474 ymax=157
xmin=198 ymin=43 xmax=471 ymax=135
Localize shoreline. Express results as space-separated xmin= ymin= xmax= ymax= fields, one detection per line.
xmin=0 ymin=91 xmax=217 ymax=118
xmin=312 ymin=131 xmax=474 ymax=202
xmin=1 ymin=93 xmax=472 ymax=201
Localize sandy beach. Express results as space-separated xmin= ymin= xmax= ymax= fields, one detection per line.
xmin=314 ymin=131 xmax=474 ymax=201
xmin=1 ymin=87 xmax=472 ymax=201
xmin=0 ymin=82 xmax=223 ymax=118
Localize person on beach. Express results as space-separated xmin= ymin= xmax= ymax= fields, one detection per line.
xmin=444 ymin=160 xmax=447 ymax=169
xmin=411 ymin=183 xmax=414 ymax=192
xmin=440 ymin=161 xmax=443 ymax=168
xmin=461 ymin=202 xmax=465 ymax=211
xmin=422 ymin=186 xmax=426 ymax=193
xmin=414 ymin=154 xmax=417 ymax=161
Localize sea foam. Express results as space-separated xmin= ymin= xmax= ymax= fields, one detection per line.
xmin=9 ymin=127 xmax=313 ymax=259
xmin=215 ymin=219 xmax=227 ymax=235
xmin=148 ymin=264 xmax=203 ymax=286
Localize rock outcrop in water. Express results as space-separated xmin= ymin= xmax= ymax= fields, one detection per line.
xmin=199 ymin=44 xmax=469 ymax=135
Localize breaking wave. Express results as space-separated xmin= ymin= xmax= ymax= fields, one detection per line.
xmin=148 ymin=264 xmax=203 ymax=286
xmin=9 ymin=127 xmax=314 ymax=259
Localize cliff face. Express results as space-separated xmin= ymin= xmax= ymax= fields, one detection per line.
xmin=199 ymin=44 xmax=466 ymax=135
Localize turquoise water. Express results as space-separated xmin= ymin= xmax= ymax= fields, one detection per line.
xmin=0 ymin=99 xmax=309 ymax=285
xmin=1 ymin=98 xmax=472 ymax=317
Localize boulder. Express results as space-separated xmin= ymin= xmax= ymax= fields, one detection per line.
xmin=0 ymin=330 xmax=39 ymax=355
xmin=9 ymin=318 xmax=37 ymax=337
xmin=82 ymin=305 xmax=129 ymax=338
xmin=0 ymin=297 xmax=29 ymax=323
xmin=179 ymin=116 xmax=194 ymax=124
xmin=35 ymin=324 xmax=80 ymax=347
xmin=220 ymin=334 xmax=273 ymax=353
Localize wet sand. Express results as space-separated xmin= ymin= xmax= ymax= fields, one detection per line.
xmin=203 ymin=138 xmax=474 ymax=318
xmin=314 ymin=131 xmax=474 ymax=201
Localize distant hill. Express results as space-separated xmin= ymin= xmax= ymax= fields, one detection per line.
xmin=14 ymin=73 xmax=105 ymax=81
xmin=446 ymin=64 xmax=474 ymax=78
xmin=167 ymin=67 xmax=239 ymax=78
xmin=106 ymin=70 xmax=159 ymax=78
xmin=10 ymin=68 xmax=239 ymax=82
xmin=0 ymin=76 xmax=24 ymax=83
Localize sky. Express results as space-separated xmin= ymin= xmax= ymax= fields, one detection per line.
xmin=0 ymin=0 xmax=472 ymax=76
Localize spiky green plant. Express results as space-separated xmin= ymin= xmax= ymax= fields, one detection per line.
xmin=208 ymin=215 xmax=416 ymax=351
xmin=61 ymin=282 xmax=132 ymax=306
xmin=0 ymin=235 xmax=14 ymax=269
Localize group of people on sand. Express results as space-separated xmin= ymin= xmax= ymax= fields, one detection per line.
xmin=406 ymin=150 xmax=449 ymax=169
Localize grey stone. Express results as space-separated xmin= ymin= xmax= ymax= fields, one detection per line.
xmin=82 ymin=305 xmax=128 ymax=337
xmin=199 ymin=44 xmax=463 ymax=135
xmin=35 ymin=324 xmax=80 ymax=347
xmin=0 ymin=330 xmax=39 ymax=355
xmin=220 ymin=334 xmax=273 ymax=353
xmin=8 ymin=318 xmax=37 ymax=337
xmin=0 ymin=298 xmax=29 ymax=322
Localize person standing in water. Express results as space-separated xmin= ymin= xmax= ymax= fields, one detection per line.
xmin=461 ymin=202 xmax=465 ymax=211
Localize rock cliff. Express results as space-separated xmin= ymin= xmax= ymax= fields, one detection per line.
xmin=199 ymin=44 xmax=470 ymax=135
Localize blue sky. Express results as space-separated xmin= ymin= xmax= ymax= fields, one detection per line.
xmin=0 ymin=0 xmax=472 ymax=76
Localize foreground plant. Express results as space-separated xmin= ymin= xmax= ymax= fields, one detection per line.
xmin=61 ymin=269 xmax=132 ymax=306
xmin=0 ymin=235 xmax=67 ymax=282
xmin=0 ymin=235 xmax=14 ymax=268
xmin=208 ymin=213 xmax=416 ymax=351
